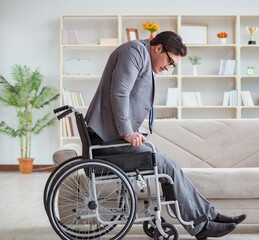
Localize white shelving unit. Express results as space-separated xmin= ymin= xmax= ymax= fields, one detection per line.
xmin=60 ymin=14 xmax=259 ymax=145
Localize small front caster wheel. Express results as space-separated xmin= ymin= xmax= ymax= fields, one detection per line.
xmin=143 ymin=217 xmax=165 ymax=238
xmin=153 ymin=222 xmax=179 ymax=240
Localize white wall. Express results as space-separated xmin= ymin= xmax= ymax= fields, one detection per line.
xmin=0 ymin=0 xmax=259 ymax=164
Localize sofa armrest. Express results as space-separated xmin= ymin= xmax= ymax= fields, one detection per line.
xmin=52 ymin=143 xmax=82 ymax=166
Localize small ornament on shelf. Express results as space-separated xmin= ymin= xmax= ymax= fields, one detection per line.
xmin=246 ymin=27 xmax=258 ymax=45
xmin=141 ymin=21 xmax=159 ymax=40
xmin=247 ymin=66 xmax=255 ymax=75
xmin=188 ymin=56 xmax=202 ymax=76
xmin=217 ymin=32 xmax=228 ymax=44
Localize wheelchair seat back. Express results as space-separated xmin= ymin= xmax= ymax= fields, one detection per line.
xmin=75 ymin=112 xmax=92 ymax=158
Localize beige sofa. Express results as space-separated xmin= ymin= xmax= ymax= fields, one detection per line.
xmin=141 ymin=119 xmax=259 ymax=228
xmin=53 ymin=119 xmax=259 ymax=232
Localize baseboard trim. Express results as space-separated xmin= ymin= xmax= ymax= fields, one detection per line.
xmin=0 ymin=164 xmax=55 ymax=172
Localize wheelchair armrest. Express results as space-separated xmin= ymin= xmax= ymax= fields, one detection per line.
xmin=88 ymin=142 xmax=130 ymax=159
xmin=100 ymin=139 xmax=128 ymax=145
xmin=90 ymin=142 xmax=131 ymax=151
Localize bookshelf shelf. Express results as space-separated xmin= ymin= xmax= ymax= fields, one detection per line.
xmin=62 ymin=75 xmax=101 ymax=79
xmin=62 ymin=45 xmax=118 ymax=49
xmin=182 ymin=106 xmax=238 ymax=109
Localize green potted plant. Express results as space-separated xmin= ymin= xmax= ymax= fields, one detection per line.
xmin=189 ymin=55 xmax=202 ymax=75
xmin=0 ymin=65 xmax=59 ymax=173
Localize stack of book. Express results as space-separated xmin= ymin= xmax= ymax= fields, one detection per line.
xmin=240 ymin=91 xmax=254 ymax=106
xmin=181 ymin=92 xmax=203 ymax=106
xmin=62 ymin=29 xmax=82 ymax=44
xmin=62 ymin=117 xmax=75 ymax=137
xmin=222 ymin=90 xmax=238 ymax=106
xmin=219 ymin=59 xmax=237 ymax=75
xmin=62 ymin=89 xmax=86 ymax=107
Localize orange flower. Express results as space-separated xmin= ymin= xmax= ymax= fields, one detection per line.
xmin=141 ymin=21 xmax=159 ymax=34
xmin=217 ymin=32 xmax=228 ymax=38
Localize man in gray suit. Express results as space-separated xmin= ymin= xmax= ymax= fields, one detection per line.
xmin=86 ymin=31 xmax=246 ymax=239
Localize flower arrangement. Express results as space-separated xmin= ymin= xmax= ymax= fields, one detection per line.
xmin=141 ymin=21 xmax=159 ymax=40
xmin=217 ymin=32 xmax=228 ymax=38
xmin=141 ymin=21 xmax=159 ymax=34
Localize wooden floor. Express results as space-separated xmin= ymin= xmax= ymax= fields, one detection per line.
xmin=0 ymin=172 xmax=259 ymax=240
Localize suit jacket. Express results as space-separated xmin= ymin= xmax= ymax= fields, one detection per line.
xmin=85 ymin=39 xmax=153 ymax=141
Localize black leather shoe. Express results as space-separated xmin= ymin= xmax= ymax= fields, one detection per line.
xmin=195 ymin=221 xmax=236 ymax=240
xmin=215 ymin=213 xmax=247 ymax=225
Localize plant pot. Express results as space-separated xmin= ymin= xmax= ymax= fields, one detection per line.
xmin=220 ymin=38 xmax=227 ymax=44
xmin=18 ymin=158 xmax=34 ymax=174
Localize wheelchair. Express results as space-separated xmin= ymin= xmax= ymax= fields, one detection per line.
xmin=44 ymin=105 xmax=197 ymax=240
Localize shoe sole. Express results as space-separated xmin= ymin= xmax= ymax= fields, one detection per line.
xmin=236 ymin=214 xmax=247 ymax=225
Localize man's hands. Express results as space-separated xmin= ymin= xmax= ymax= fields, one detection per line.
xmin=124 ymin=132 xmax=146 ymax=147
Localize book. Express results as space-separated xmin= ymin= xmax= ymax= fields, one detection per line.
xmin=219 ymin=59 xmax=227 ymax=75
xmin=78 ymin=92 xmax=86 ymax=106
xmin=196 ymin=92 xmax=203 ymax=105
xmin=241 ymin=91 xmax=254 ymax=106
xmin=65 ymin=116 xmax=74 ymax=137
xmin=231 ymin=90 xmax=238 ymax=106
xmin=182 ymin=92 xmax=203 ymax=106
xmin=219 ymin=59 xmax=236 ymax=75
xmin=228 ymin=90 xmax=238 ymax=106
xmin=245 ymin=91 xmax=254 ymax=106
xmin=74 ymin=30 xmax=82 ymax=44
xmin=68 ymin=116 xmax=74 ymax=136
xmin=62 ymin=30 xmax=70 ymax=44
xmin=62 ymin=29 xmax=82 ymax=44
xmin=223 ymin=90 xmax=237 ymax=106
xmin=62 ymin=88 xmax=86 ymax=107
xmin=166 ymin=88 xmax=178 ymax=106
xmin=62 ymin=119 xmax=68 ymax=137
xmin=222 ymin=92 xmax=229 ymax=106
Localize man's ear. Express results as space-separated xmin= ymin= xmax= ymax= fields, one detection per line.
xmin=157 ymin=44 xmax=163 ymax=53
xmin=154 ymin=44 xmax=163 ymax=53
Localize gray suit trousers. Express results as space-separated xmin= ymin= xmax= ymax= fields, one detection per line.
xmin=94 ymin=143 xmax=217 ymax=236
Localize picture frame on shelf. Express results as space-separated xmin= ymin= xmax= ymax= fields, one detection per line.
xmin=180 ymin=25 xmax=208 ymax=44
xmin=126 ymin=28 xmax=139 ymax=41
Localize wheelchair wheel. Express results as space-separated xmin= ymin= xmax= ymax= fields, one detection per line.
xmin=43 ymin=156 xmax=82 ymax=213
xmin=153 ymin=222 xmax=179 ymax=240
xmin=143 ymin=217 xmax=165 ymax=238
xmin=46 ymin=159 xmax=136 ymax=240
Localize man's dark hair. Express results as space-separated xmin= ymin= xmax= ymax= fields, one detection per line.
xmin=150 ymin=31 xmax=187 ymax=57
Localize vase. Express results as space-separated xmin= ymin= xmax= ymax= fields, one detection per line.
xmin=149 ymin=33 xmax=154 ymax=40
xmin=193 ymin=65 xmax=198 ymax=76
xmin=220 ymin=38 xmax=227 ymax=44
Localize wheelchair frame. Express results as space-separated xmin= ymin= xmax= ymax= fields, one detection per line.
xmin=44 ymin=105 xmax=196 ymax=240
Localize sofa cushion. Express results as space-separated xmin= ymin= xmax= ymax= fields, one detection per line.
xmin=183 ymin=168 xmax=259 ymax=199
